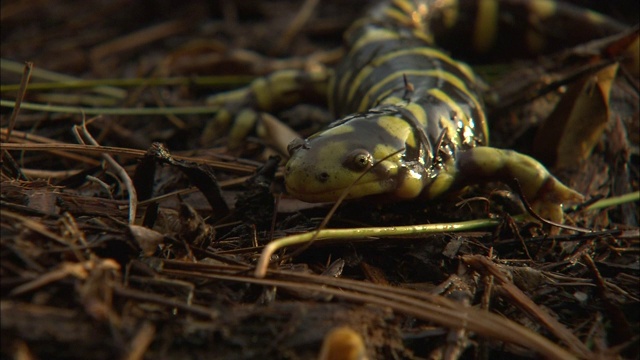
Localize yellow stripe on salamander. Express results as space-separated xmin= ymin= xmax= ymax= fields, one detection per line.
xmin=372 ymin=143 xmax=403 ymax=165
xmin=345 ymin=47 xmax=474 ymax=107
xmin=379 ymin=93 xmax=465 ymax=150
xmin=349 ymin=27 xmax=402 ymax=55
xmin=439 ymin=0 xmax=459 ymax=29
xmin=311 ymin=123 xmax=355 ymax=139
xmin=357 ymin=68 xmax=479 ymax=114
xmin=391 ymin=0 xmax=416 ymax=16
xmin=336 ymin=28 xmax=402 ymax=106
xmin=334 ymin=68 xmax=355 ymax=113
xmin=427 ymin=88 xmax=471 ymax=139
xmin=376 ymin=115 xmax=418 ymax=148
xmin=404 ymin=102 xmax=428 ymax=127
xmin=385 ymin=7 xmax=415 ymax=28
xmin=526 ymin=0 xmax=556 ymax=53
xmin=473 ymin=0 xmax=499 ymax=54
xmin=385 ymin=1 xmax=430 ymax=36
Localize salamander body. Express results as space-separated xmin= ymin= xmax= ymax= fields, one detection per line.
xmin=205 ymin=0 xmax=633 ymax=222
xmin=282 ymin=0 xmax=630 ymax=222
xmin=285 ymin=0 xmax=487 ymax=202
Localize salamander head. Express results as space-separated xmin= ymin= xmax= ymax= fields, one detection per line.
xmin=284 ymin=115 xmax=428 ymax=202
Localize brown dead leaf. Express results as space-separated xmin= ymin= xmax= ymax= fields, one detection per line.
xmin=533 ymin=63 xmax=618 ymax=169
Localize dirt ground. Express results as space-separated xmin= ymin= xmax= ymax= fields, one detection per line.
xmin=1 ymin=1 xmax=639 ymax=359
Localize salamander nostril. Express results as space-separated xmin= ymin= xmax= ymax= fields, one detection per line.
xmin=317 ymin=172 xmax=330 ymax=183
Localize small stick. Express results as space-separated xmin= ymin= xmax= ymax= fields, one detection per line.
xmin=73 ymin=118 xmax=138 ymax=224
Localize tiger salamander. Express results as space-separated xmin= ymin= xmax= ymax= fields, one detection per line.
xmin=209 ymin=0 xmax=632 ymax=223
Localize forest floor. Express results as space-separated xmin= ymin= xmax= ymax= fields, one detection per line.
xmin=1 ymin=1 xmax=639 ymax=359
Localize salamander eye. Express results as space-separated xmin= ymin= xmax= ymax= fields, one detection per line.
xmin=343 ymin=149 xmax=373 ymax=172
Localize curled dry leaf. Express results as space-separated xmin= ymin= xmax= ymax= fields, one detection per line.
xmin=533 ymin=63 xmax=618 ymax=169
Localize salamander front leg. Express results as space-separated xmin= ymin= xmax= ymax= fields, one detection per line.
xmin=454 ymin=147 xmax=584 ymax=224
xmin=204 ymin=68 xmax=330 ymax=148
